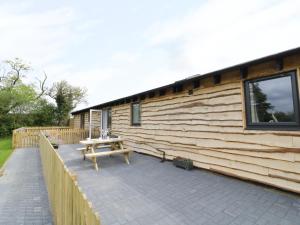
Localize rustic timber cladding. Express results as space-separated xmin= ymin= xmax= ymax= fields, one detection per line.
xmin=84 ymin=112 xmax=89 ymax=129
xmin=74 ymin=111 xmax=101 ymax=131
xmin=73 ymin=114 xmax=81 ymax=128
xmin=72 ymin=49 xmax=300 ymax=194
xmin=91 ymin=111 xmax=101 ymax=131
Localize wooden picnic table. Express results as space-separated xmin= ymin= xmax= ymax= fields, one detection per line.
xmin=79 ymin=137 xmax=132 ymax=171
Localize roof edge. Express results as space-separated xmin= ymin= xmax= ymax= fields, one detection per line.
xmin=72 ymin=46 xmax=300 ymax=115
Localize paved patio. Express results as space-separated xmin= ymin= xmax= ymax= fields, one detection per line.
xmin=0 ymin=148 xmax=52 ymax=225
xmin=59 ymin=144 xmax=300 ymax=225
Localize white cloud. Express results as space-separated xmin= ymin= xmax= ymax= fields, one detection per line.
xmin=36 ymin=63 xmax=114 ymax=106
xmin=0 ymin=5 xmax=77 ymax=65
xmin=0 ymin=1 xmax=105 ymax=108
xmin=111 ymin=52 xmax=140 ymax=64
xmin=146 ymin=0 xmax=300 ymax=74
xmin=1 ymin=0 xmax=300 ymax=112
xmin=75 ymin=0 xmax=300 ymax=109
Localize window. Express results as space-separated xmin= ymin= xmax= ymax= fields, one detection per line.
xmin=102 ymin=108 xmax=111 ymax=130
xmin=131 ymin=102 xmax=141 ymax=126
xmin=80 ymin=113 xmax=85 ymax=129
xmin=107 ymin=109 xmax=112 ymax=129
xmin=244 ymin=71 xmax=300 ymax=130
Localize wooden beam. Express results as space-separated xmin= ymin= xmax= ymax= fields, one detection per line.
xmin=173 ymin=84 xmax=183 ymax=93
xmin=140 ymin=94 xmax=146 ymax=100
xmin=159 ymin=89 xmax=166 ymax=96
xmin=275 ymin=58 xmax=284 ymax=71
xmin=213 ymin=74 xmax=221 ymax=84
xmin=132 ymin=96 xmax=138 ymax=102
xmin=240 ymin=67 xmax=248 ymax=79
xmin=149 ymin=91 xmax=155 ymax=98
xmin=193 ymin=79 xmax=200 ymax=89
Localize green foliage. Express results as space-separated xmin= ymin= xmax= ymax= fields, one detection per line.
xmin=252 ymin=83 xmax=273 ymax=122
xmin=0 ymin=137 xmax=12 ymax=167
xmin=30 ymin=99 xmax=57 ymax=126
xmin=0 ymin=58 xmax=87 ymax=134
xmin=50 ymin=80 xmax=87 ymax=125
xmin=273 ymin=111 xmax=294 ymax=122
xmin=0 ymin=58 xmax=40 ymax=135
xmin=0 ymin=84 xmax=37 ymax=114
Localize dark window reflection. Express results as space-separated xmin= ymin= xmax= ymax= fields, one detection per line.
xmin=132 ymin=103 xmax=141 ymax=125
xmin=248 ymin=74 xmax=295 ymax=123
xmin=107 ymin=109 xmax=112 ymax=129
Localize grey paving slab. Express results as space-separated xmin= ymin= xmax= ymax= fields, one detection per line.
xmin=58 ymin=144 xmax=300 ymax=225
xmin=0 ymin=148 xmax=52 ymax=225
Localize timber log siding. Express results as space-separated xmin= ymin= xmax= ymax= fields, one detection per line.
xmin=73 ymin=111 xmax=101 ymax=131
xmin=73 ymin=51 xmax=300 ymax=194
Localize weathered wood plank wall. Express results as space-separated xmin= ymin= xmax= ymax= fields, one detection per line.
xmin=74 ymin=54 xmax=300 ymax=193
xmin=111 ymin=55 xmax=300 ymax=193
xmin=73 ymin=111 xmax=101 ymax=132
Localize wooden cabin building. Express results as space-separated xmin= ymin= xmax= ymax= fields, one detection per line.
xmin=71 ymin=47 xmax=300 ymax=193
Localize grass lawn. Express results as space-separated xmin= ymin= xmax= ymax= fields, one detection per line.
xmin=0 ymin=137 xmax=12 ymax=168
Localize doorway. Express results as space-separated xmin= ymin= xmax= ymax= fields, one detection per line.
xmin=101 ymin=108 xmax=111 ymax=137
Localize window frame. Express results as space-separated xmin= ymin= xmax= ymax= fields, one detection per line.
xmin=244 ymin=70 xmax=300 ymax=131
xmin=131 ymin=102 xmax=141 ymax=126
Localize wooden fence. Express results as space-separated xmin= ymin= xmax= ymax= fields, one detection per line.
xmin=39 ymin=133 xmax=101 ymax=225
xmin=12 ymin=127 xmax=100 ymax=149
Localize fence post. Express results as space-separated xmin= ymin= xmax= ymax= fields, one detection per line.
xmin=39 ymin=132 xmax=101 ymax=225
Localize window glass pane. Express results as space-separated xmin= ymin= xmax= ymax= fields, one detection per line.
xmin=80 ymin=113 xmax=85 ymax=128
xmin=107 ymin=109 xmax=112 ymax=128
xmin=248 ymin=75 xmax=295 ymax=123
xmin=132 ymin=103 xmax=140 ymax=124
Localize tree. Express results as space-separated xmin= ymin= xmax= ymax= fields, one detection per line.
xmin=3 ymin=58 xmax=30 ymax=87
xmin=0 ymin=58 xmax=47 ymax=114
xmin=0 ymin=58 xmax=87 ymax=135
xmin=49 ymin=80 xmax=87 ymax=125
xmin=0 ymin=58 xmax=49 ymax=135
xmin=30 ymin=99 xmax=57 ymax=126
xmin=251 ymin=83 xmax=273 ymax=122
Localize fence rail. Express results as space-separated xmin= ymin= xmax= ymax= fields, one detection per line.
xmin=12 ymin=127 xmax=100 ymax=149
xmin=39 ymin=133 xmax=101 ymax=225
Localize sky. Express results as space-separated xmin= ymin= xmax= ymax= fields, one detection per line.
xmin=0 ymin=0 xmax=300 ymax=111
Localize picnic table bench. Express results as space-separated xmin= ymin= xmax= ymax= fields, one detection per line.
xmin=79 ymin=138 xmax=132 ymax=171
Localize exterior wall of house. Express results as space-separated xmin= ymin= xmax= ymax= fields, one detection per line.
xmin=91 ymin=111 xmax=101 ymax=132
xmin=73 ymin=114 xmax=81 ymax=128
xmin=73 ymin=53 xmax=300 ymax=193
xmin=111 ymin=54 xmax=300 ymax=193
xmin=73 ymin=111 xmax=101 ymax=132
xmin=69 ymin=118 xmax=74 ymax=128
